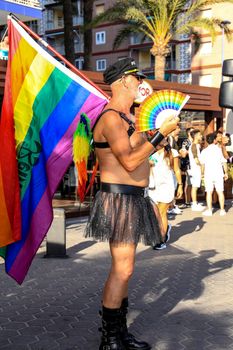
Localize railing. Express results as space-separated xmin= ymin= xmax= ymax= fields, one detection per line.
xmin=7 ymin=0 xmax=41 ymax=8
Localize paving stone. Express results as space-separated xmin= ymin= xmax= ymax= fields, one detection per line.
xmin=0 ymin=316 xmax=10 ymax=326
xmin=1 ymin=345 xmax=30 ymax=350
xmin=1 ymin=328 xmax=20 ymax=338
xmin=7 ymin=334 xmax=38 ymax=345
xmin=0 ymin=337 xmax=11 ymax=348
xmin=2 ymin=322 xmax=27 ymax=330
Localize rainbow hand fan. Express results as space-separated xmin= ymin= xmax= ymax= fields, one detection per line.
xmin=135 ymin=89 xmax=190 ymax=132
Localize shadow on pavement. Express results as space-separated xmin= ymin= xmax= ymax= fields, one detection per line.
xmin=169 ymin=217 xmax=206 ymax=243
xmin=1 ymin=236 xmax=233 ymax=349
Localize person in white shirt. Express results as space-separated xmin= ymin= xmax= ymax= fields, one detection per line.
xmin=200 ymin=132 xmax=228 ymax=216
xmin=189 ymin=129 xmax=204 ymax=211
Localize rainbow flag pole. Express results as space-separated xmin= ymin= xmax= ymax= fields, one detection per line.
xmin=0 ymin=15 xmax=108 ymax=284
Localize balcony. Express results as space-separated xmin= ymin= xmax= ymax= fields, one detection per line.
xmin=45 ymin=41 xmax=84 ymax=56
xmin=0 ymin=0 xmax=42 ymax=25
xmin=6 ymin=0 xmax=40 ymax=8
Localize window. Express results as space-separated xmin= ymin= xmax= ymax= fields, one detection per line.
xmin=171 ymin=74 xmax=178 ymax=82
xmin=75 ymin=58 xmax=84 ymax=70
xmin=96 ymin=4 xmax=105 ymax=15
xmin=57 ymin=16 xmax=64 ymax=28
xmin=96 ymin=31 xmax=106 ymax=45
xmin=96 ymin=59 xmax=106 ymax=71
xmin=199 ymin=42 xmax=212 ymax=55
xmin=46 ymin=10 xmax=54 ymax=30
xmin=25 ymin=20 xmax=38 ymax=33
xmin=130 ymin=33 xmax=141 ymax=45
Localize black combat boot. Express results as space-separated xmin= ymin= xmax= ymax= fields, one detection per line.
xmin=99 ymin=306 xmax=126 ymax=350
xmin=120 ymin=298 xmax=151 ymax=350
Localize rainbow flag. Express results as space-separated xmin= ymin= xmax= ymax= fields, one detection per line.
xmin=0 ymin=17 xmax=108 ymax=284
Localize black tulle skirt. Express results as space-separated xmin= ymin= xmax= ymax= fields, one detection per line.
xmin=85 ymin=183 xmax=162 ymax=246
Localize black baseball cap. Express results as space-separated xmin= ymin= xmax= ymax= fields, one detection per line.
xmin=103 ymin=57 xmax=147 ymax=85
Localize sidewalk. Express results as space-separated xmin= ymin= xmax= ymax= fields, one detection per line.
xmin=0 ymin=201 xmax=233 ymax=350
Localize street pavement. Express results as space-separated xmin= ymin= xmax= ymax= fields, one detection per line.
xmin=0 ymin=200 xmax=233 ymax=350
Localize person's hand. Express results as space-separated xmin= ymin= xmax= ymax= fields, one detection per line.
xmin=224 ymin=173 xmax=228 ymax=181
xmin=176 ymin=184 xmax=183 ymax=199
xmin=159 ymin=115 xmax=180 ymax=137
xmin=179 ymin=148 xmax=188 ymax=158
xmin=222 ymin=135 xmax=229 ymax=145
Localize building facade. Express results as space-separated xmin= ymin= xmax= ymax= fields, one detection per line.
xmin=41 ymin=0 xmax=84 ymax=69
xmin=0 ymin=0 xmax=42 ymax=36
xmin=92 ymin=0 xmax=192 ymax=84
xmin=92 ymin=1 xmax=233 ymax=87
xmin=38 ymin=1 xmax=233 ymax=88
xmin=192 ymin=3 xmax=233 ymax=88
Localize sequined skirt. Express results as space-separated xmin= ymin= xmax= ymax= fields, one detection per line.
xmin=85 ymin=183 xmax=162 ymax=246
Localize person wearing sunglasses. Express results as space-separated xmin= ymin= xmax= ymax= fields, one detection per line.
xmin=85 ymin=57 xmax=179 ymax=350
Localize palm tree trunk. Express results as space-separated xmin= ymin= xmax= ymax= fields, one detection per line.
xmin=154 ymin=55 xmax=166 ymax=81
xmin=83 ymin=0 xmax=94 ymax=70
xmin=62 ymin=0 xmax=75 ymax=65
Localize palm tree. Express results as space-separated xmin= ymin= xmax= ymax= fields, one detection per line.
xmin=83 ymin=0 xmax=94 ymax=70
xmin=61 ymin=0 xmax=75 ymax=65
xmin=91 ymin=0 xmax=233 ymax=80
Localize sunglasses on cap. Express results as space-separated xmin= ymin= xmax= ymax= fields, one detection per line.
xmin=122 ymin=73 xmax=143 ymax=82
xmin=131 ymin=74 xmax=143 ymax=82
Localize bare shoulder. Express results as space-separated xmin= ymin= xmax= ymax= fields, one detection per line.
xmin=100 ymin=109 xmax=127 ymax=137
xmin=95 ymin=109 xmax=121 ymax=131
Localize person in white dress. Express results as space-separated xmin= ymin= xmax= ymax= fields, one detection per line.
xmin=149 ymin=140 xmax=183 ymax=249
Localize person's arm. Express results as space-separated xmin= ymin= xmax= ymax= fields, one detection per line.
xmin=199 ymin=151 xmax=205 ymax=177
xmin=172 ymin=154 xmax=183 ymax=199
xmin=103 ymin=113 xmax=179 ymax=172
xmin=223 ymin=162 xmax=228 ymax=181
xmin=201 ymin=164 xmax=205 ymax=176
xmin=191 ymin=143 xmax=201 ymax=166
xmin=222 ymin=145 xmax=230 ymax=160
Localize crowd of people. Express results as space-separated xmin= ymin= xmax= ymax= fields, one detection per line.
xmin=148 ymin=125 xmax=232 ymax=252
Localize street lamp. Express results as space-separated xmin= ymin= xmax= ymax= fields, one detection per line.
xmin=220 ymin=20 xmax=231 ymax=81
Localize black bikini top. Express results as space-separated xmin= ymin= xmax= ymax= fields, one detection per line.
xmin=92 ymin=108 xmax=135 ymax=149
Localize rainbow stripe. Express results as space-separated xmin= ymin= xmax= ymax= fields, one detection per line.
xmin=135 ymin=90 xmax=190 ymax=132
xmin=0 ymin=18 xmax=107 ymax=284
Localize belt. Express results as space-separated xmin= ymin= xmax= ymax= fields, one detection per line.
xmin=100 ymin=182 xmax=147 ymax=197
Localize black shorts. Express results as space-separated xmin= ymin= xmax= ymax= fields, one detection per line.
xmin=85 ymin=182 xmax=162 ymax=246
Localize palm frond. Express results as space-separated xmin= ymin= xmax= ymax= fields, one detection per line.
xmin=88 ymin=1 xmax=129 ymax=28
xmin=113 ymin=25 xmax=152 ymax=50
xmin=211 ymin=17 xmax=233 ymax=41
xmin=125 ymin=7 xmax=156 ymax=35
xmin=177 ymin=17 xmax=218 ymax=42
